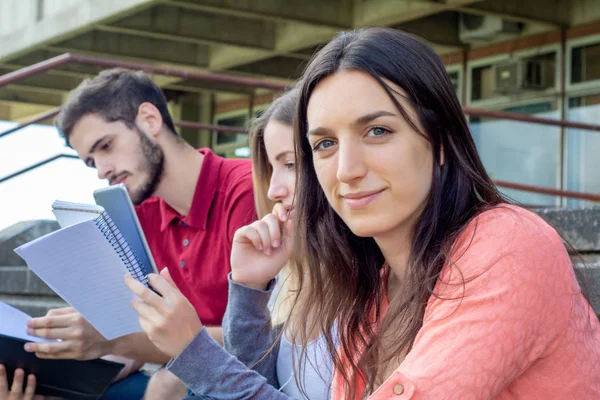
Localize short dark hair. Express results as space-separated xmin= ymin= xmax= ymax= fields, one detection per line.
xmin=55 ymin=68 xmax=177 ymax=145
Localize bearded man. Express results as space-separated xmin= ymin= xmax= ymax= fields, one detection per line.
xmin=21 ymin=69 xmax=256 ymax=399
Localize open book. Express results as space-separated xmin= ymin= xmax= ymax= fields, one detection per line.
xmin=14 ymin=200 xmax=150 ymax=340
xmin=0 ymin=301 xmax=124 ymax=399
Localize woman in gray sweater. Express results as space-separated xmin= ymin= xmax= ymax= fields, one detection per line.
xmin=126 ymin=87 xmax=333 ymax=399
xmin=221 ymin=87 xmax=334 ymax=399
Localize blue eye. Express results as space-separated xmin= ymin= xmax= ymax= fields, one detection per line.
xmin=313 ymin=139 xmax=335 ymax=151
xmin=368 ymin=127 xmax=390 ymax=137
xmin=285 ymin=162 xmax=295 ymax=170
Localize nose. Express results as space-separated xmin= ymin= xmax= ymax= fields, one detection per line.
xmin=96 ymin=158 xmax=115 ymax=181
xmin=336 ymin=138 xmax=367 ymax=184
xmin=267 ymin=171 xmax=289 ymax=203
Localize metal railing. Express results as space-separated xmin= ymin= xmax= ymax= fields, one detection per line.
xmin=1 ymin=52 xmax=599 ymax=203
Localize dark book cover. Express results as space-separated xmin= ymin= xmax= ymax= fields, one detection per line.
xmin=0 ymin=334 xmax=124 ymax=399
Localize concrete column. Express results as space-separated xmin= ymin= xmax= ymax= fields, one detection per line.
xmin=178 ymin=93 xmax=212 ymax=149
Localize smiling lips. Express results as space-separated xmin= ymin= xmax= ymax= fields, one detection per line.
xmin=342 ymin=189 xmax=384 ymax=209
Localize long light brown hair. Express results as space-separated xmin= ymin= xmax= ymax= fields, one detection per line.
xmin=248 ymin=88 xmax=300 ymax=325
xmin=288 ymin=27 xmax=506 ymax=397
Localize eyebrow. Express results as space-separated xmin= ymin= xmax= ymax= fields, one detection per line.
xmin=275 ymin=150 xmax=294 ymax=162
xmin=353 ymin=110 xmax=397 ymax=126
xmin=307 ymin=110 xmax=397 ymax=137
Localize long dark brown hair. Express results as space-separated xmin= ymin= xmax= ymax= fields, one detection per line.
xmin=289 ymin=27 xmax=505 ymax=397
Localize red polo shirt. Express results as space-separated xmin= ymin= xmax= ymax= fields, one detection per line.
xmin=135 ymin=148 xmax=256 ymax=326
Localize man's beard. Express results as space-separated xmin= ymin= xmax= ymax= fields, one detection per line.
xmin=129 ymin=125 xmax=165 ymax=205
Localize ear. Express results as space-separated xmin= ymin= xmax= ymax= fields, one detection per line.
xmin=136 ymin=102 xmax=163 ymax=139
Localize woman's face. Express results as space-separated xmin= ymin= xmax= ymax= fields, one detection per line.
xmin=306 ymin=70 xmax=434 ymax=240
xmin=264 ymin=119 xmax=296 ymax=215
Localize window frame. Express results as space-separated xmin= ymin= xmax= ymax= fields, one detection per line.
xmin=566 ymin=33 xmax=600 ymax=92
xmin=212 ymin=103 xmax=270 ymax=157
xmin=466 ymin=43 xmax=562 ymax=110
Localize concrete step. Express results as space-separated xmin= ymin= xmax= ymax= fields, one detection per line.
xmin=0 ymin=294 xmax=67 ymax=318
xmin=577 ymin=262 xmax=600 ymax=314
xmin=0 ymin=265 xmax=58 ymax=296
xmin=0 ymin=220 xmax=59 ymax=266
xmin=537 ymin=207 xmax=600 ymax=252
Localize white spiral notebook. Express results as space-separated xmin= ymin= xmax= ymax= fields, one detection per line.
xmin=14 ymin=201 xmax=148 ymax=340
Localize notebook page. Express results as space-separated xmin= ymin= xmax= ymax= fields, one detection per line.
xmin=14 ymin=219 xmax=143 ymax=340
xmin=0 ymin=301 xmax=54 ymax=342
xmin=52 ymin=200 xmax=104 ymax=228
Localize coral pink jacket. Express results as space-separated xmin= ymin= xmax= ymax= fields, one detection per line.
xmin=332 ymin=205 xmax=600 ymax=399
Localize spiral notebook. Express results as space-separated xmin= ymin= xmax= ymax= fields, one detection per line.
xmin=14 ymin=203 xmax=147 ymax=340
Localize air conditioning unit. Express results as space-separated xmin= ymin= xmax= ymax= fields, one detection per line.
xmin=494 ymin=59 xmax=554 ymax=93
xmin=459 ymin=14 xmax=522 ymax=43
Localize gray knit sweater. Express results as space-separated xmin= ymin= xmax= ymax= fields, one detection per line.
xmin=166 ymin=274 xmax=292 ymax=399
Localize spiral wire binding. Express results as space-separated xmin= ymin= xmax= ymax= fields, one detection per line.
xmin=95 ymin=211 xmax=149 ymax=287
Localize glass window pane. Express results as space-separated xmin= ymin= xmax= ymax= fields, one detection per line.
xmin=566 ymin=94 xmax=600 ymax=207
xmin=215 ymin=114 xmax=247 ymax=145
xmin=571 ymin=43 xmax=600 ymax=84
xmin=471 ymin=65 xmax=493 ymax=101
xmin=448 ymin=71 xmax=460 ymax=97
xmin=469 ymin=102 xmax=561 ymax=207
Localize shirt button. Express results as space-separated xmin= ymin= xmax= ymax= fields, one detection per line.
xmin=183 ymin=239 xmax=190 ymax=246
xmin=180 ymin=221 xmax=186 ymax=227
xmin=393 ymin=384 xmax=404 ymax=395
xmin=180 ymin=260 xmax=185 ymax=268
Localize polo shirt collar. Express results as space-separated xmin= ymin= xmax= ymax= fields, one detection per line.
xmin=158 ymin=148 xmax=222 ymax=231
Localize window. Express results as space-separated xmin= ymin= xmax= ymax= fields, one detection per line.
xmin=565 ymin=94 xmax=600 ymax=207
xmin=469 ymin=100 xmax=561 ymax=207
xmin=448 ymin=71 xmax=460 ymax=95
xmin=471 ymin=64 xmax=494 ymax=101
xmin=213 ymin=107 xmax=267 ymax=158
xmin=215 ymin=114 xmax=247 ymax=145
xmin=571 ymin=42 xmax=600 ymax=84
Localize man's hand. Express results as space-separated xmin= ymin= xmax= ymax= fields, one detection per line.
xmin=0 ymin=365 xmax=36 ymax=400
xmin=125 ymin=268 xmax=203 ymax=358
xmin=24 ymin=308 xmax=109 ymax=360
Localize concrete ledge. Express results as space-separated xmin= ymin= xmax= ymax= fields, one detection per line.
xmin=0 ymin=295 xmax=67 ymax=318
xmin=578 ymin=262 xmax=600 ymax=314
xmin=536 ymin=207 xmax=600 ymax=252
xmin=0 ymin=266 xmax=58 ymax=296
xmin=0 ymin=220 xmax=59 ymax=267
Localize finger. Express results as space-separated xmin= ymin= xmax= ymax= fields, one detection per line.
xmin=272 ymin=203 xmax=288 ymax=222
xmin=24 ymin=374 xmax=36 ymax=400
xmin=125 ymin=274 xmax=166 ymax=311
xmin=253 ymin=221 xmax=273 ymax=254
xmin=138 ymin=316 xmax=162 ymax=341
xmin=146 ymin=274 xmax=182 ymax=301
xmin=0 ymin=364 xmax=8 ymax=393
xmin=282 ymin=219 xmax=294 ymax=243
xmin=27 ymin=313 xmax=73 ymax=330
xmin=26 ymin=326 xmax=73 ymax=340
xmin=262 ymin=213 xmax=282 ymax=248
xmin=24 ymin=340 xmax=72 ymax=356
xmin=130 ymin=299 xmax=162 ymax=322
xmin=159 ymin=268 xmax=177 ymax=289
xmin=46 ymin=307 xmax=76 ymax=317
xmin=233 ymin=225 xmax=263 ymax=250
xmin=10 ymin=368 xmax=24 ymax=394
